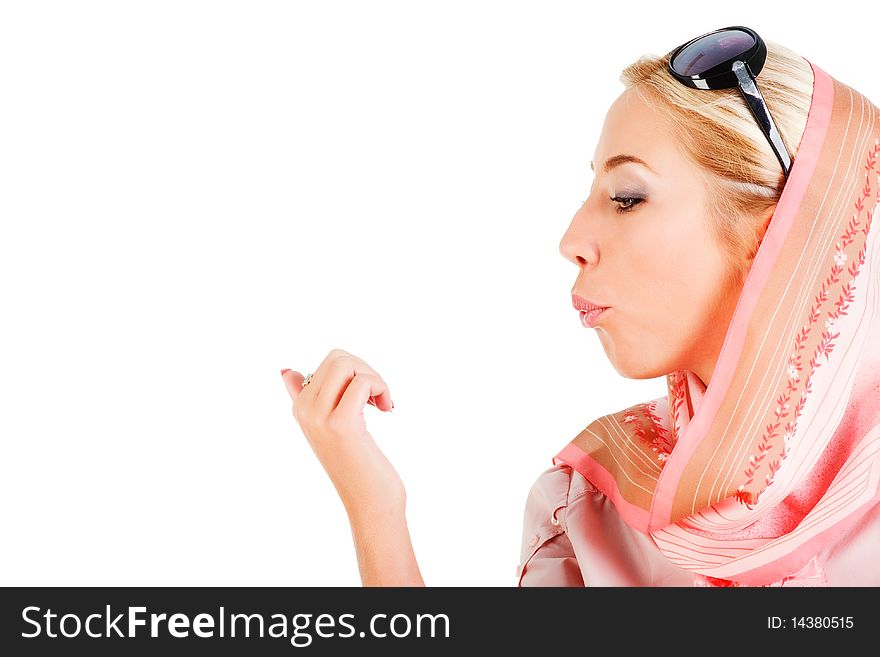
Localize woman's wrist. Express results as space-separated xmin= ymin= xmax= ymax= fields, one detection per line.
xmin=344 ymin=492 xmax=406 ymax=524
xmin=347 ymin=502 xmax=425 ymax=587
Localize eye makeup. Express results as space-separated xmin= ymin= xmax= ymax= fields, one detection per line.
xmin=580 ymin=177 xmax=648 ymax=214
xmin=610 ymin=194 xmax=645 ymax=214
xmin=609 ymin=184 xmax=646 ymax=214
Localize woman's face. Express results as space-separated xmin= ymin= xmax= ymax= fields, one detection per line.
xmin=559 ymin=88 xmax=753 ymax=386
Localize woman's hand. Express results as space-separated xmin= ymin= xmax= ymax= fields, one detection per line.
xmin=280 ymin=348 xmax=405 ymax=521
xmin=281 ymin=348 xmax=425 ymax=586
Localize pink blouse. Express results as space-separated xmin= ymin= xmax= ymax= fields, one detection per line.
xmin=516 ymin=462 xmax=880 ymax=586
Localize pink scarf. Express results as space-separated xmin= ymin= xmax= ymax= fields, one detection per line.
xmin=553 ymin=60 xmax=880 ymax=586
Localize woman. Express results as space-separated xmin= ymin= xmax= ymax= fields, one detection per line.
xmin=281 ymin=27 xmax=880 ymax=586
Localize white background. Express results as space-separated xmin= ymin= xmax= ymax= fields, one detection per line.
xmin=2 ymin=1 xmax=877 ymax=586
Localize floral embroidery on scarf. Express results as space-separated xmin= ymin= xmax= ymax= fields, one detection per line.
xmin=735 ymin=139 xmax=880 ymax=508
xmin=622 ymin=400 xmax=675 ymax=464
xmin=667 ymin=370 xmax=687 ymax=448
xmin=645 ymin=400 xmax=675 ymax=458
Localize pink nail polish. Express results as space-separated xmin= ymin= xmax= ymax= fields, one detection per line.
xmin=280 ymin=369 xmax=291 ymax=376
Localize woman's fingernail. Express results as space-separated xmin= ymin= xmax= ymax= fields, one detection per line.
xmin=280 ymin=369 xmax=291 ymax=376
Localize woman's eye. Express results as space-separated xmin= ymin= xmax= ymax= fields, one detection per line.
xmin=610 ymin=195 xmax=644 ymax=214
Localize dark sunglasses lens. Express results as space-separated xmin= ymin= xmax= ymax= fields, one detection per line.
xmin=671 ymin=29 xmax=755 ymax=76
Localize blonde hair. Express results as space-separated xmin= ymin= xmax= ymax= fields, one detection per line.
xmin=619 ymin=39 xmax=814 ymax=285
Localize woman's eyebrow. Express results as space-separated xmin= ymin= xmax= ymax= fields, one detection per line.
xmin=590 ymin=154 xmax=656 ymax=174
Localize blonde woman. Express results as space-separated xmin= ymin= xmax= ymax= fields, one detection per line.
xmin=281 ymin=26 xmax=880 ymax=587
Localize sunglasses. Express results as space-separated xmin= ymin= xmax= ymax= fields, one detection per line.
xmin=667 ymin=25 xmax=792 ymax=178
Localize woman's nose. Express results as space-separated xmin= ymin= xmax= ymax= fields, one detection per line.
xmin=558 ymin=211 xmax=599 ymax=268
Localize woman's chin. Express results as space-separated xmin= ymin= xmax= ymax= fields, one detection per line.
xmin=605 ymin=349 xmax=667 ymax=380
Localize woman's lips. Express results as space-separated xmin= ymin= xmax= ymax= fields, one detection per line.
xmin=571 ymin=293 xmax=607 ymax=313
xmin=580 ymin=307 xmax=609 ymax=328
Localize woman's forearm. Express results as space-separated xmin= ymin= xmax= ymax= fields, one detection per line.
xmin=347 ymin=504 xmax=425 ymax=586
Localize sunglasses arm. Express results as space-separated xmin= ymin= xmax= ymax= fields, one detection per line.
xmin=732 ymin=60 xmax=792 ymax=177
